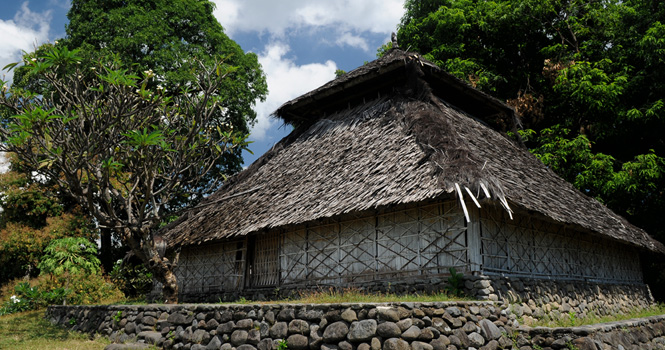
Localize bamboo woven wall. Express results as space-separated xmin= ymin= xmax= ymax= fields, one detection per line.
xmin=279 ymin=201 xmax=468 ymax=286
xmin=173 ymin=200 xmax=644 ymax=299
xmin=175 ymin=200 xmax=469 ymax=296
xmin=480 ymin=205 xmax=643 ymax=283
xmin=175 ymin=240 xmax=246 ymax=294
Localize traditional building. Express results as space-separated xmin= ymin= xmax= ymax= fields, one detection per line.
xmin=162 ymin=49 xmax=664 ymax=310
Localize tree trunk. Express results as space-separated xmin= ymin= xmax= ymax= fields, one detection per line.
xmin=123 ymin=228 xmax=179 ymax=303
xmin=99 ymin=227 xmax=114 ymax=273
xmin=157 ymin=266 xmax=179 ymax=304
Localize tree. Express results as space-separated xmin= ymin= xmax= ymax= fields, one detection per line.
xmin=63 ymin=0 xmax=267 ymax=144
xmin=9 ymin=0 xmax=267 ymax=271
xmin=398 ymin=0 xmax=665 ymax=298
xmin=0 ymin=46 xmax=250 ymax=302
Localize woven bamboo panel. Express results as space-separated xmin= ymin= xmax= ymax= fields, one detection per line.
xmin=306 ymin=223 xmax=339 ymax=285
xmin=278 ymin=201 xmax=469 ymax=286
xmin=480 ymin=206 xmax=642 ymax=283
xmin=281 ymin=229 xmax=307 ymax=284
xmin=175 ymin=240 xmax=246 ymax=294
xmin=419 ymin=202 xmax=468 ymax=275
xmin=338 ymin=217 xmax=376 ymax=283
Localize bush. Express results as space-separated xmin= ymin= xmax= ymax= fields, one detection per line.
xmin=109 ymin=259 xmax=153 ymax=298
xmin=0 ymin=291 xmax=32 ymax=316
xmin=0 ymin=273 xmax=124 ymax=315
xmin=37 ymin=273 xmax=124 ymax=305
xmin=0 ymin=281 xmax=65 ymax=316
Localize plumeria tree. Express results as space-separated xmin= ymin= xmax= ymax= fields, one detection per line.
xmin=0 ymin=46 xmax=250 ymax=303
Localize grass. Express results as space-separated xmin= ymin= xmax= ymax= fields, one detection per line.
xmin=523 ymin=304 xmax=665 ymax=328
xmin=226 ymin=287 xmax=470 ymax=305
xmin=0 ymin=309 xmax=110 ymax=350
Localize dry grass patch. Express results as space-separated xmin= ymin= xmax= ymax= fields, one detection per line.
xmin=227 ymin=287 xmax=470 ymax=305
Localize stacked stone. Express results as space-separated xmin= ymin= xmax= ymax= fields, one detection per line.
xmin=512 ymin=315 xmax=665 ymax=350
xmin=48 ymin=302 xmax=514 ymax=350
xmin=463 ymin=276 xmax=654 ymax=323
xmin=47 ymin=303 xmax=665 ymax=350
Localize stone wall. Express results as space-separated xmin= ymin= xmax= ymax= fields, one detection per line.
xmin=463 ymin=275 xmax=654 ymax=324
xmin=47 ymin=302 xmax=665 ymax=350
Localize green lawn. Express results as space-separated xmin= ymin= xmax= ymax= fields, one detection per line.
xmin=0 ymin=309 xmax=109 ymax=350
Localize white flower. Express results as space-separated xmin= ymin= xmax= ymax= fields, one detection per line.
xmin=91 ymin=67 xmax=96 ymax=71
xmin=54 ymin=40 xmax=58 ymax=44
xmin=10 ymin=295 xmax=19 ymax=303
xmin=31 ymin=58 xmax=37 ymax=62
xmin=156 ymin=85 xmax=164 ymax=90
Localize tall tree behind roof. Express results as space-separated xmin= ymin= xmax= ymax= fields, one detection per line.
xmin=63 ymin=0 xmax=267 ymax=174
xmin=398 ymin=0 xmax=665 ymax=297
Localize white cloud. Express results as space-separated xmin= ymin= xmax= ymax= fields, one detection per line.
xmin=250 ymin=43 xmax=337 ymax=140
xmin=336 ymin=32 xmax=370 ymax=51
xmin=212 ymin=0 xmax=404 ymax=48
xmin=0 ymin=152 xmax=10 ymax=174
xmin=211 ymin=0 xmax=405 ymax=142
xmin=0 ymin=2 xmax=52 ymax=83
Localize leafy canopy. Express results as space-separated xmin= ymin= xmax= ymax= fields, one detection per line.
xmin=11 ymin=0 xmax=267 ymax=180
xmin=0 ymin=44 xmax=253 ymax=302
xmin=398 ymin=0 xmax=665 ymax=240
xmin=398 ymin=0 xmax=665 ymax=298
xmin=1 ymin=46 xmax=248 ymax=232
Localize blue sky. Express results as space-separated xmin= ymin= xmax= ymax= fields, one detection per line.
xmin=0 ymin=0 xmax=406 ymax=166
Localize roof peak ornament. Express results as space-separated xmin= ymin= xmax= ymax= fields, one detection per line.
xmin=391 ymin=32 xmax=399 ymax=49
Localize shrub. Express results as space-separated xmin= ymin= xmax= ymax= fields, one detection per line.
xmin=0 ymin=281 xmax=66 ymax=315
xmin=38 ymin=237 xmax=101 ymax=276
xmin=37 ymin=272 xmax=124 ymax=305
xmin=0 ymin=273 xmax=124 ymax=315
xmin=109 ymin=259 xmax=153 ymax=298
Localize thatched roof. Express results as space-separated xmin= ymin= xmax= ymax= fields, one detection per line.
xmin=163 ymin=49 xmax=665 ymax=254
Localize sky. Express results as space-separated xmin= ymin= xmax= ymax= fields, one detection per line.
xmin=0 ymin=0 xmax=406 ymax=166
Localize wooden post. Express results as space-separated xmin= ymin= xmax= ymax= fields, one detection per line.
xmin=467 ymin=207 xmax=482 ymax=275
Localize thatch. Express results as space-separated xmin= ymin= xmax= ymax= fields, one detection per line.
xmin=163 ymin=49 xmax=665 ymax=254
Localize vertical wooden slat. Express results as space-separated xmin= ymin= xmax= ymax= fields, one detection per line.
xmin=467 ymin=207 xmax=482 ymax=274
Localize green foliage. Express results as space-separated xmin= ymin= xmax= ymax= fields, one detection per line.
xmin=277 ymin=339 xmax=288 ymax=350
xmin=38 ymin=237 xmax=101 ymax=277
xmin=109 ymin=259 xmax=153 ymax=298
xmin=0 ymin=173 xmax=96 ymax=286
xmin=0 ymin=169 xmax=63 ymax=228
xmin=0 ymin=282 xmax=68 ymax=316
xmin=37 ymin=273 xmax=124 ymax=306
xmin=0 ymin=43 xmax=256 ymax=302
xmin=444 ymin=267 xmax=465 ymax=297
xmin=398 ymin=0 xmax=665 ymax=298
xmin=60 ymin=0 xmax=267 ymax=177
xmin=376 ymin=42 xmax=394 ymax=57
xmin=3 ymin=0 xmax=266 ymax=284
